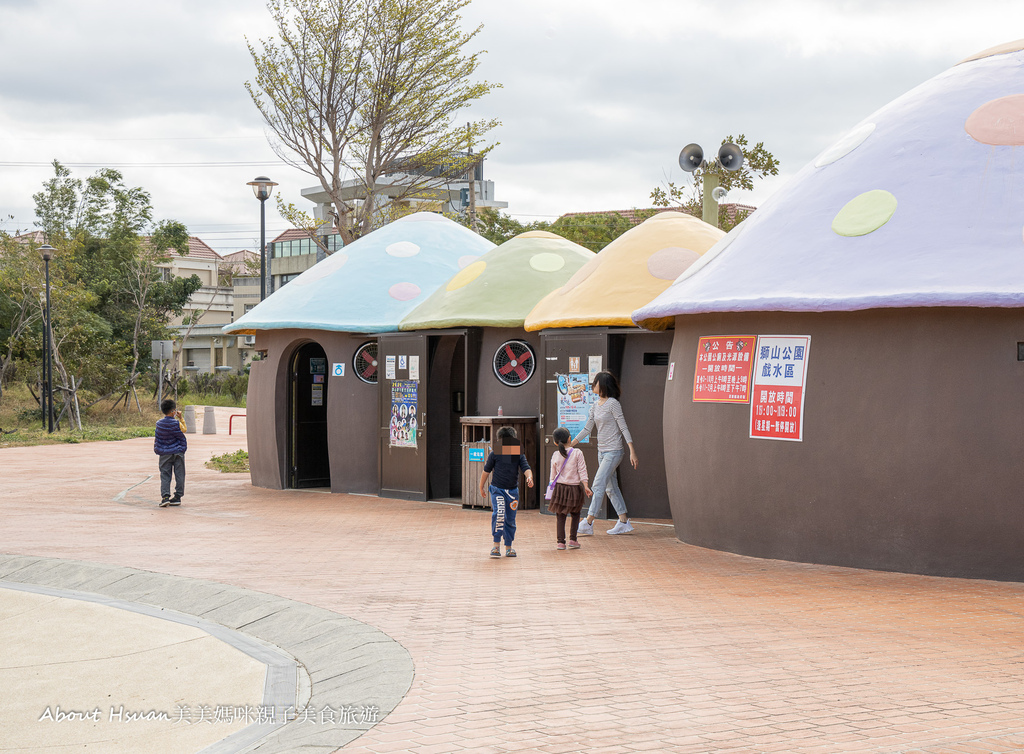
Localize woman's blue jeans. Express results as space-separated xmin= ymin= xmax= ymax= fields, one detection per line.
xmin=587 ymin=449 xmax=627 ymax=518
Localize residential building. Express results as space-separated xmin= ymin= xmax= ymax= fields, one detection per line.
xmin=155 ymin=237 xmax=241 ymax=375
xmin=267 ymin=228 xmax=343 ymax=295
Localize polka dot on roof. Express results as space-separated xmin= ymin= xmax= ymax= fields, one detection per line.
xmin=966 ymin=95 xmax=1024 ymax=145
xmin=529 ymin=253 xmax=566 ymax=272
xmin=386 ymin=241 xmax=421 ymax=257
xmin=647 ymin=247 xmax=701 ymax=281
xmin=389 ymin=282 xmax=422 ymax=301
xmin=446 ymin=260 xmax=487 ymax=291
xmin=832 ymin=190 xmax=897 ymax=237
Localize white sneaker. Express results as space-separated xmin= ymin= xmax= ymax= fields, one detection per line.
xmin=607 ymin=520 xmax=634 ymax=535
xmin=576 ymin=520 xmax=594 ymax=536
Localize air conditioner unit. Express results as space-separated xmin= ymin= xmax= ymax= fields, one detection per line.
xmin=244 ymin=335 xmax=256 ymax=346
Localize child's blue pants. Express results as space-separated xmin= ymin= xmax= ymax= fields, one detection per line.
xmin=490 ymin=484 xmax=519 ymax=546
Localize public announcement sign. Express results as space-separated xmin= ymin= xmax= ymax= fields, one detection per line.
xmin=749 ymin=335 xmax=811 ymax=442
xmin=556 ymin=373 xmax=594 ymax=439
xmin=692 ymin=335 xmax=757 ymax=403
xmin=389 ymin=380 xmax=418 ymax=448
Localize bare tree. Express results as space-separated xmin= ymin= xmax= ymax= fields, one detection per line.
xmin=246 ymin=0 xmax=500 ymax=246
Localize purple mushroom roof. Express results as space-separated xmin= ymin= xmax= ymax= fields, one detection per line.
xmin=634 ymin=41 xmax=1024 ymax=325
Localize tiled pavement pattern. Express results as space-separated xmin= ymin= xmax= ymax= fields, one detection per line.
xmin=2 ymin=408 xmax=1024 ymax=753
xmin=0 ymin=557 xmax=413 ymax=753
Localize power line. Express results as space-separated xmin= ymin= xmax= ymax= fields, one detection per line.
xmin=0 ymin=161 xmax=281 ymax=168
xmin=0 ymin=136 xmax=264 ymax=142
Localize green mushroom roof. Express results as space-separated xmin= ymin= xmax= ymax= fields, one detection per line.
xmin=399 ymin=231 xmax=595 ymax=330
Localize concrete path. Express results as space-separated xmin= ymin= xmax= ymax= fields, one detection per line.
xmin=2 ymin=405 xmax=1024 ymax=752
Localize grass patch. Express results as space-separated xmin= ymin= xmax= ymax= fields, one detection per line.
xmin=174 ymin=392 xmax=247 ymax=408
xmin=0 ymin=382 xmax=243 ymax=448
xmin=206 ymin=449 xmax=249 ymax=473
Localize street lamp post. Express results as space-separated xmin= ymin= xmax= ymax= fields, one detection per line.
xmin=247 ymin=176 xmax=278 ymax=301
xmin=39 ymin=244 xmax=55 ymax=433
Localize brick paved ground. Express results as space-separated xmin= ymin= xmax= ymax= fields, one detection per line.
xmin=3 ymin=412 xmax=1024 ymax=753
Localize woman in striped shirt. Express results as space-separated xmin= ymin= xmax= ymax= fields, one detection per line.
xmin=570 ymin=371 xmax=638 ymax=535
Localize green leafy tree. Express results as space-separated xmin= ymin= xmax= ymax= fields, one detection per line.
xmin=650 ymin=134 xmax=779 ymax=230
xmin=456 ymin=207 xmax=551 ymax=245
xmin=246 ymin=0 xmax=500 ymax=246
xmin=549 ymin=211 xmax=654 ymax=252
xmin=457 ymin=208 xmax=653 ymax=251
xmin=30 ymin=163 xmax=200 ymax=411
xmin=0 ymin=231 xmax=44 ymax=398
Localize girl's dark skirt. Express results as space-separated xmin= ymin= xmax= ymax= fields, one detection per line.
xmin=548 ymin=482 xmax=585 ymax=515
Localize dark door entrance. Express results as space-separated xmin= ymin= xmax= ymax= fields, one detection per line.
xmin=540 ymin=330 xmax=609 ymax=516
xmin=379 ymin=331 xmax=473 ymax=501
xmin=289 ymin=341 xmax=330 ymax=488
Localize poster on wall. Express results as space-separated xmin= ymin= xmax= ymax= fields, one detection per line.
xmin=311 ymin=384 xmax=323 ymax=406
xmin=389 ymin=380 xmax=418 ymax=448
xmin=385 ymin=355 xmax=396 ymax=380
xmin=556 ymin=373 xmax=594 ymax=440
xmin=409 ymin=355 xmax=420 ymax=381
xmin=692 ymin=335 xmax=757 ymax=403
xmin=749 ymin=335 xmax=811 ymax=442
xmin=588 ymin=355 xmax=602 ymax=381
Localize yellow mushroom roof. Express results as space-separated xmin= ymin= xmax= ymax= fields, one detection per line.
xmin=524 ymin=211 xmax=724 ymax=331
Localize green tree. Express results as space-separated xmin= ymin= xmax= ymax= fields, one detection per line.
xmin=0 ymin=231 xmax=44 ymax=398
xmin=30 ymin=163 xmax=200 ymax=412
xmin=247 ymin=0 xmax=500 ymax=246
xmin=456 ymin=207 xmax=551 ymax=245
xmin=549 ymin=211 xmax=654 ymax=252
xmin=650 ymin=134 xmax=779 ymax=230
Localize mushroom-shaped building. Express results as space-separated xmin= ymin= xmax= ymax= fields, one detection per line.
xmin=389 ymin=231 xmax=593 ymax=504
xmin=224 ymin=212 xmax=494 ymax=495
xmin=525 ymin=211 xmax=723 ymax=330
xmin=633 ymin=41 xmax=1024 ymax=580
xmin=525 ymin=211 xmax=725 ymax=519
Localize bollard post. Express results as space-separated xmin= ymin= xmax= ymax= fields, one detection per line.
xmin=202 ymin=406 xmax=217 ymax=435
xmin=182 ymin=405 xmax=197 ymax=434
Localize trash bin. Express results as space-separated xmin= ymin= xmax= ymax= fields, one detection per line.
xmin=460 ymin=416 xmax=539 ymax=510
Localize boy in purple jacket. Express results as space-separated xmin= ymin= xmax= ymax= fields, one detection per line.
xmin=154 ymin=399 xmax=187 ymax=507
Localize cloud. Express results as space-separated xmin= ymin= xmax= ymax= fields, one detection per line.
xmin=0 ymin=0 xmax=1022 ymax=249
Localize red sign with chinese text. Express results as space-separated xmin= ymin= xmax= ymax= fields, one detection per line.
xmin=692 ymin=336 xmax=757 ymax=403
xmin=749 ymin=335 xmax=811 ymax=441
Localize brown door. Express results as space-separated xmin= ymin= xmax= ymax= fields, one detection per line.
xmin=378 ymin=333 xmax=430 ymax=500
xmin=539 ymin=330 xmax=608 ymax=516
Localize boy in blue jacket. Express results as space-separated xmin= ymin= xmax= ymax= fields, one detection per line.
xmin=154 ymin=399 xmax=187 ymax=507
xmin=479 ymin=426 xmax=534 ymax=558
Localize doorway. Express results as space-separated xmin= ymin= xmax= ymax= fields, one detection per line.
xmin=288 ymin=341 xmax=331 ymax=488
xmin=378 ymin=331 xmax=472 ymax=501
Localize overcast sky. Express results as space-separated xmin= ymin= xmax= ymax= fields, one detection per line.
xmin=0 ymin=0 xmax=1021 ymax=254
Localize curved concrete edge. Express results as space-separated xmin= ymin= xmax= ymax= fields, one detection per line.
xmin=0 ymin=579 xmax=296 ymax=754
xmin=0 ymin=554 xmax=415 ymax=754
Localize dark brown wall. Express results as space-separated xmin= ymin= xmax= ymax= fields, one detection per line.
xmin=248 ymin=329 xmax=380 ymax=494
xmin=475 ymin=328 xmax=543 ymax=417
xmin=665 ymin=309 xmax=1024 ymax=581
